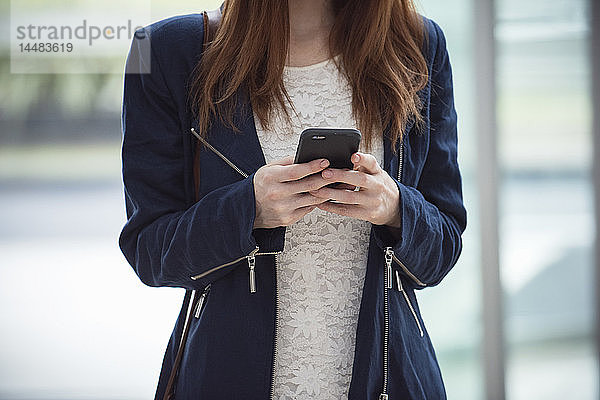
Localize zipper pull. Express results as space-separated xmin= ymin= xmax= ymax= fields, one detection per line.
xmin=396 ymin=270 xmax=424 ymax=337
xmin=384 ymin=246 xmax=393 ymax=290
xmin=379 ymin=394 xmax=389 ymax=400
xmin=395 ymin=270 xmax=403 ymax=292
xmin=194 ymin=285 xmax=211 ymax=318
xmin=248 ymin=254 xmax=257 ymax=293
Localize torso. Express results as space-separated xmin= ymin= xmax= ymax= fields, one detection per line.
xmin=254 ymin=54 xmax=384 ymax=399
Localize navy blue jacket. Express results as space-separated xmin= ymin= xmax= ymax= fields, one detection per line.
xmin=119 ymin=11 xmax=466 ymax=400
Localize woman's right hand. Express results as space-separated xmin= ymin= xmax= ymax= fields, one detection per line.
xmin=252 ymin=155 xmax=332 ymax=229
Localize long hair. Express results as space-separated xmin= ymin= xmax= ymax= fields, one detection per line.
xmin=187 ymin=0 xmax=428 ymax=154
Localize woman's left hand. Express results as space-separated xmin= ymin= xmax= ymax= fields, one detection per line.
xmin=309 ymin=151 xmax=402 ymax=228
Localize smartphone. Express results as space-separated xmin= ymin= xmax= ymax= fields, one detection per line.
xmin=294 ymin=127 xmax=361 ymax=168
xmin=294 ymin=127 xmax=361 ymax=189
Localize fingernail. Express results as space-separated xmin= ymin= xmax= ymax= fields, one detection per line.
xmin=320 ymin=159 xmax=329 ymax=168
xmin=352 ymin=154 xmax=359 ymax=162
xmin=322 ymin=169 xmax=332 ymax=178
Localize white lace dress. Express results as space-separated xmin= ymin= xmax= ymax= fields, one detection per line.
xmin=253 ymin=54 xmax=384 ymax=399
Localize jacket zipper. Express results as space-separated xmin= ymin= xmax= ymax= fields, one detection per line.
xmin=248 ymin=254 xmax=257 ymax=293
xmin=380 ymin=247 xmax=394 ymax=399
xmin=393 ymin=139 xmax=426 ymax=288
xmin=190 ymin=246 xmax=282 ymax=295
xmin=190 ymin=125 xmax=267 ymax=290
xmin=378 ymin=137 xmax=406 ymax=400
xmin=193 ymin=284 xmax=212 ymax=318
xmin=248 ymin=251 xmax=283 ymax=294
xmin=190 ymin=246 xmax=260 ymax=281
xmin=389 ymin=253 xmax=426 ymax=288
xmin=395 ymin=270 xmax=424 ymax=337
xmin=397 ymin=138 xmax=404 ymax=183
xmin=190 ymin=128 xmax=249 ymax=178
xmin=269 ymin=252 xmax=280 ymax=399
xmin=189 ymin=126 xmax=281 ymax=393
xmin=190 ymin=127 xmax=286 ymax=293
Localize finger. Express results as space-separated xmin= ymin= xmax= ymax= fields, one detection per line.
xmin=351 ymin=152 xmax=380 ymax=175
xmin=280 ymin=158 xmax=330 ymax=182
xmin=269 ymin=155 xmax=295 ymax=166
xmin=292 ymin=192 xmax=330 ymax=209
xmin=309 ymin=186 xmax=363 ymax=205
xmin=285 ymin=172 xmax=333 ymax=194
xmin=320 ymin=168 xmax=374 ymax=189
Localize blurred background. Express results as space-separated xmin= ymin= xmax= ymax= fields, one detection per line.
xmin=0 ymin=0 xmax=596 ymax=399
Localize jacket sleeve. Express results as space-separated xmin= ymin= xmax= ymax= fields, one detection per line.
xmin=372 ymin=20 xmax=467 ymax=289
xmin=118 ymin=26 xmax=259 ymax=290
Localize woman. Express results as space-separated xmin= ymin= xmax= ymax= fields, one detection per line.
xmin=119 ymin=0 xmax=466 ymax=399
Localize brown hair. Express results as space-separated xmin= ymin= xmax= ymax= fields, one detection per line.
xmin=187 ymin=0 xmax=428 ymax=154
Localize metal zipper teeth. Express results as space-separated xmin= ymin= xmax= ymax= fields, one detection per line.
xmin=377 ymin=136 xmax=406 ymax=400
xmin=269 ymin=252 xmax=280 ymax=399
xmin=189 ymin=125 xmax=258 ymax=283
xmin=390 ymin=253 xmax=426 ymax=288
xmin=381 ymin=286 xmax=390 ymax=400
xmin=397 ymin=138 xmax=404 ymax=182
xmin=190 ymin=125 xmax=284 ymax=291
xmin=190 ymin=246 xmax=260 ymax=281
xmin=395 ymin=270 xmax=424 ymax=337
xmin=381 ymin=247 xmax=394 ymax=399
xmin=190 ymin=128 xmax=249 ymax=179
xmin=394 ymin=139 xmax=427 ymax=289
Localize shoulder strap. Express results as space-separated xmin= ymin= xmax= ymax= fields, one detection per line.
xmin=204 ymin=7 xmax=223 ymax=46
xmin=163 ymin=9 xmax=223 ymax=400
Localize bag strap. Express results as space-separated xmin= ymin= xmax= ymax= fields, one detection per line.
xmin=204 ymin=8 xmax=222 ymax=46
xmin=162 ymin=7 xmax=222 ymax=400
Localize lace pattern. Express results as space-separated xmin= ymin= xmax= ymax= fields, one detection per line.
xmin=254 ymin=55 xmax=384 ymax=399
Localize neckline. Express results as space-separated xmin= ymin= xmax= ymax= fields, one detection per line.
xmin=284 ymin=53 xmax=340 ymax=71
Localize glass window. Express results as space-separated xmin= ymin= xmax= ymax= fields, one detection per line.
xmin=496 ymin=0 xmax=596 ymax=398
